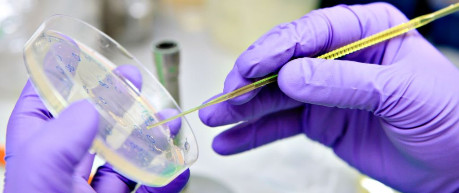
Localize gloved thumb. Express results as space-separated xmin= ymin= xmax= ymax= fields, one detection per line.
xmin=278 ymin=58 xmax=391 ymax=113
xmin=38 ymin=100 xmax=99 ymax=171
xmin=4 ymin=100 xmax=99 ymax=192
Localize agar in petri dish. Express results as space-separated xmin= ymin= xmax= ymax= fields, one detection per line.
xmin=23 ymin=15 xmax=198 ymax=186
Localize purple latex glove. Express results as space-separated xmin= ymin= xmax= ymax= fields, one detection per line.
xmin=199 ymin=3 xmax=459 ymax=192
xmin=5 ymin=65 xmax=189 ymax=192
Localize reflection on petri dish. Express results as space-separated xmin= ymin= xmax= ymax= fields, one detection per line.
xmin=23 ymin=15 xmax=198 ymax=186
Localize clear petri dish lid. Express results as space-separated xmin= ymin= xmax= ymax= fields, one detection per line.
xmin=23 ymin=14 xmax=198 ymax=186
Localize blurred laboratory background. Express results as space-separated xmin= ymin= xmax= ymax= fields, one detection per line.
xmin=1 ymin=0 xmax=458 ymax=192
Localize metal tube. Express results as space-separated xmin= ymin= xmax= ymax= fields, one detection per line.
xmin=153 ymin=40 xmax=181 ymax=105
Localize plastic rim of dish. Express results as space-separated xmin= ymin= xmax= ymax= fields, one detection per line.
xmin=23 ymin=14 xmax=198 ymax=187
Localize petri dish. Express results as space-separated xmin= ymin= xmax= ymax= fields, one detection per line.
xmin=23 ymin=15 xmax=198 ymax=186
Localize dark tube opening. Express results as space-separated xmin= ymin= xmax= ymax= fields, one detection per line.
xmin=156 ymin=41 xmax=177 ymax=50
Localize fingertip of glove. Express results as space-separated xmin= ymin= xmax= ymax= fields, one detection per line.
xmin=223 ymin=70 xmax=258 ymax=105
xmin=212 ymin=125 xmax=250 ymax=156
xmin=236 ymin=50 xmax=278 ymax=78
xmin=157 ymin=109 xmax=181 ymax=136
xmin=198 ymin=94 xmax=227 ymax=127
xmin=198 ymin=106 xmax=218 ymax=127
xmin=212 ymin=137 xmax=233 ymax=156
xmin=235 ymin=51 xmax=258 ymax=78
xmin=278 ymin=59 xmax=311 ymax=100
xmin=114 ymin=65 xmax=143 ymax=90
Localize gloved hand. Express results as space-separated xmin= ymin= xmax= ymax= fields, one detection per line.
xmin=199 ymin=3 xmax=459 ymax=192
xmin=5 ymin=65 xmax=189 ymax=192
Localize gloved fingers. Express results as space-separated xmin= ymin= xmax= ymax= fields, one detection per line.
xmin=135 ymin=169 xmax=190 ymax=193
xmin=212 ymin=108 xmax=304 ymax=155
xmin=300 ymin=104 xmax=377 ymax=149
xmin=91 ymin=164 xmax=190 ymax=193
xmin=235 ymin=3 xmax=408 ymax=79
xmin=199 ymin=83 xmax=302 ymax=127
xmin=278 ymin=57 xmax=392 ymax=114
xmin=90 ymin=163 xmax=137 ymax=193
